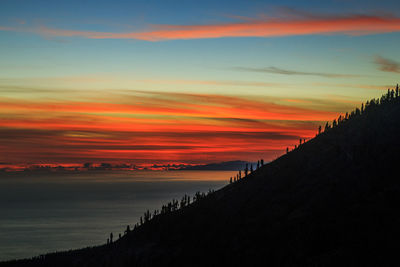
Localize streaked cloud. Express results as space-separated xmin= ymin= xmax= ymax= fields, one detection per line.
xmin=374 ymin=56 xmax=400 ymax=73
xmin=233 ymin=66 xmax=360 ymax=78
xmin=1 ymin=14 xmax=400 ymax=41
xmin=137 ymin=79 xmax=281 ymax=88
xmin=0 ymin=90 xmax=345 ymax=165
xmin=311 ymin=82 xmax=395 ymax=90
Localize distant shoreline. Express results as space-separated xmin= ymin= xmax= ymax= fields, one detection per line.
xmin=0 ymin=160 xmax=253 ymax=173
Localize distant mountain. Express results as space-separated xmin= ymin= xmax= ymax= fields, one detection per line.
xmin=3 ymin=86 xmax=400 ymax=267
xmin=180 ymin=160 xmax=251 ymax=171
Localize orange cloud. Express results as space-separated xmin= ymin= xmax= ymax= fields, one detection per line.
xmin=2 ymin=14 xmax=400 ymax=41
xmin=0 ymin=91 xmax=347 ymax=166
xmin=33 ymin=15 xmax=400 ymax=41
xmin=0 ymin=92 xmax=338 ymax=122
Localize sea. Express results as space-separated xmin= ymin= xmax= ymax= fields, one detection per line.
xmin=0 ymin=170 xmax=234 ymax=261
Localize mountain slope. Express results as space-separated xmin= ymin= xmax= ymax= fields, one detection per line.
xmin=3 ymin=89 xmax=400 ymax=267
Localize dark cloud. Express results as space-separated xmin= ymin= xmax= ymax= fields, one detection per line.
xmin=0 ymin=128 xmax=299 ymax=142
xmin=121 ymin=131 xmax=300 ymax=141
xmin=374 ymin=56 xmax=400 ymax=73
xmin=233 ymin=66 xmax=360 ymax=78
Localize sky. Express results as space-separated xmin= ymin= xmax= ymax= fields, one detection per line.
xmin=1 ymin=0 xmax=400 ymax=168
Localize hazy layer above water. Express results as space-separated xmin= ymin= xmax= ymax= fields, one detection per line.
xmin=0 ymin=170 xmax=234 ymax=261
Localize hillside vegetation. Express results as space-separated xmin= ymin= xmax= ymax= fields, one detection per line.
xmin=2 ymin=86 xmax=400 ymax=267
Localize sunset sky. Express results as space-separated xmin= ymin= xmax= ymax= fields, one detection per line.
xmin=1 ymin=0 xmax=400 ymax=168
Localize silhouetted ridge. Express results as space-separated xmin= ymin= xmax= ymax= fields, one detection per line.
xmin=2 ymin=84 xmax=400 ymax=267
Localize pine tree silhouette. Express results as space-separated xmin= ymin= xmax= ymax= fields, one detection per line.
xmin=325 ymin=122 xmax=330 ymax=131
xmin=125 ymin=225 xmax=130 ymax=235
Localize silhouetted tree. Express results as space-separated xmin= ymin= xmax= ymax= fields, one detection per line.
xmin=261 ymin=159 xmax=264 ymax=166
xmin=144 ymin=210 xmax=151 ymax=223
xmin=167 ymin=202 xmax=172 ymax=212
xmin=257 ymin=160 xmax=260 ymax=169
xmin=245 ymin=164 xmax=248 ymax=177
xmin=396 ymin=84 xmax=399 ymax=98
xmin=250 ymin=164 xmax=253 ymax=173
xmin=325 ymin=122 xmax=330 ymax=131
xmin=318 ymin=125 xmax=322 ymax=134
xmin=172 ymin=199 xmax=178 ymax=211
xmin=286 ymin=147 xmax=289 ymax=153
xmin=194 ymin=191 xmax=202 ymax=202
xmin=110 ymin=233 xmax=113 ymax=243
xmin=125 ymin=225 xmax=130 ymax=235
xmin=180 ymin=196 xmax=185 ymax=208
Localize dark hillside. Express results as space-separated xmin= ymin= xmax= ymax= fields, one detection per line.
xmin=2 ymin=87 xmax=400 ymax=267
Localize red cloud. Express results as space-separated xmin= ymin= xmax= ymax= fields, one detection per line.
xmin=0 ymin=92 xmax=341 ymax=165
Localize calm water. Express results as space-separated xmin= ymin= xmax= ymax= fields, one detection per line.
xmin=0 ymin=170 xmax=234 ymax=261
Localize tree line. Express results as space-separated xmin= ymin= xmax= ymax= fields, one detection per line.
xmin=283 ymin=84 xmax=400 ymax=154
xmin=107 ymin=190 xmax=218 ymax=244
xmin=108 ymin=84 xmax=399 ymax=245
